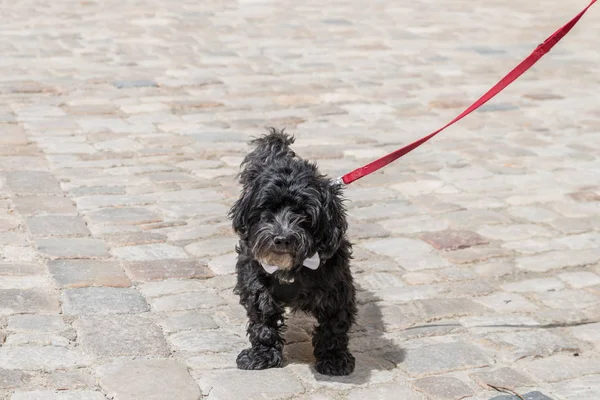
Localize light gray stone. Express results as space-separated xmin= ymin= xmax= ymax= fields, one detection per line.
xmin=7 ymin=315 xmax=66 ymax=332
xmin=196 ymin=369 xmax=305 ymax=400
xmin=0 ymin=346 xmax=90 ymax=370
xmin=517 ymin=249 xmax=600 ymax=272
xmin=75 ymin=315 xmax=169 ymax=358
xmin=36 ymin=238 xmax=108 ymax=259
xmin=111 ymin=243 xmax=188 ymax=261
xmin=11 ymin=391 xmax=106 ymax=400
xmin=474 ymin=292 xmax=538 ymax=313
xmin=362 ymin=238 xmax=451 ymax=270
xmin=86 ymin=207 xmax=161 ymax=225
xmin=48 ymin=260 xmax=131 ymax=288
xmin=412 ymin=376 xmax=473 ymax=399
xmin=550 ymin=375 xmax=600 ymax=400
xmin=400 ymin=343 xmax=491 ymax=377
xmin=13 ymin=196 xmax=78 ymax=216
xmin=0 ymin=368 xmax=31 ymax=390
xmin=569 ymin=322 xmax=600 ymax=347
xmin=347 ymin=382 xmax=423 ymax=400
xmin=6 ymin=171 xmax=62 ymax=195
xmin=521 ymin=353 xmax=600 ymax=382
xmin=535 ymin=289 xmax=600 ymax=310
xmin=0 ymin=289 xmax=58 ymax=315
xmin=471 ymin=367 xmax=534 ymax=389
xmin=97 ymin=359 xmax=201 ymax=400
xmin=477 ymin=330 xmax=581 ymax=362
xmin=160 ymin=311 xmax=219 ymax=333
xmin=62 ymin=287 xmax=149 ymax=315
xmin=168 ymin=330 xmax=245 ymax=353
xmin=149 ymin=290 xmax=227 ymax=312
xmin=502 ymin=278 xmax=565 ymax=293
xmin=558 ymin=271 xmax=600 ymax=288
xmin=25 ymin=216 xmax=90 ymax=237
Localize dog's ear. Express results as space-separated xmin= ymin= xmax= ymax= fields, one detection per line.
xmin=317 ymin=182 xmax=348 ymax=260
xmin=229 ymin=186 xmax=255 ymax=240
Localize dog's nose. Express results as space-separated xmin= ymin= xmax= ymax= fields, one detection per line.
xmin=273 ymin=235 xmax=292 ymax=247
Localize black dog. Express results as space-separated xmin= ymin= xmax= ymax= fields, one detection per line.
xmin=229 ymin=129 xmax=357 ymax=376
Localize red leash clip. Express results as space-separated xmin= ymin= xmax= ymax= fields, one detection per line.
xmin=339 ymin=0 xmax=597 ymax=186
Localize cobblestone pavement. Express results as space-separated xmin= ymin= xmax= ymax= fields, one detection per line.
xmin=1 ymin=0 xmax=599 ymax=399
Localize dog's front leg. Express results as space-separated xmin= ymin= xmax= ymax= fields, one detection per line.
xmin=312 ymin=294 xmax=356 ymax=376
xmin=237 ymin=281 xmax=285 ymax=370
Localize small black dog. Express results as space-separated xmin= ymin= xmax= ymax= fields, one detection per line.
xmin=229 ymin=129 xmax=357 ymax=376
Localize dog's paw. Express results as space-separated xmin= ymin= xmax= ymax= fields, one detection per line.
xmin=236 ymin=347 xmax=283 ymax=370
xmin=315 ymin=351 xmax=356 ymax=376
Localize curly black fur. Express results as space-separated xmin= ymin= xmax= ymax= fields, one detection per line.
xmin=229 ymin=128 xmax=357 ymax=376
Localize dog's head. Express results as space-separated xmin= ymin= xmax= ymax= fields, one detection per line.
xmin=230 ymin=158 xmax=347 ymax=271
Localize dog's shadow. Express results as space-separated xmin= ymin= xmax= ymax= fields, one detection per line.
xmin=283 ymin=284 xmax=404 ymax=385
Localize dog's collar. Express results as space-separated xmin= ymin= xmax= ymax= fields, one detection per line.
xmin=261 ymin=253 xmax=320 ymax=274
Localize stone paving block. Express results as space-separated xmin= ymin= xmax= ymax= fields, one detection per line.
xmin=13 ymin=196 xmax=78 ymax=216
xmin=103 ymin=231 xmax=166 ymax=246
xmin=36 ymin=238 xmax=108 ymax=259
xmin=362 ymin=237 xmax=451 ymax=271
xmin=470 ymin=367 xmax=534 ymax=389
xmin=97 ymin=359 xmax=200 ymax=400
xmin=169 ymin=330 xmax=245 ymax=353
xmin=196 ymin=369 xmax=305 ymax=400
xmin=477 ymin=224 xmax=553 ymax=241
xmin=0 ymin=289 xmax=58 ymax=315
xmin=441 ymin=246 xmax=513 ymax=265
xmin=558 ymin=271 xmax=600 ymax=288
xmin=159 ymin=311 xmax=219 ymax=333
xmin=489 ymin=392 xmax=553 ymax=400
xmin=520 ymin=353 xmax=600 ymax=383
xmin=549 ymin=375 xmax=600 ymax=400
xmin=569 ymin=322 xmax=600 ymax=347
xmin=207 ymin=252 xmax=237 ymax=275
xmin=477 ymin=330 xmax=582 ymax=362
xmin=7 ymin=315 xmax=66 ymax=332
xmin=74 ymin=315 xmax=169 ymax=358
xmin=412 ymin=376 xmax=473 ymax=399
xmin=48 ymin=260 xmax=131 ymax=288
xmin=419 ymin=230 xmax=488 ymax=250
xmin=474 ymin=292 xmax=538 ymax=313
xmin=379 ymin=215 xmax=448 ymax=235
xmin=111 ymin=243 xmax=188 ymax=261
xmin=25 ymin=216 xmax=90 ymax=237
xmin=123 ymin=259 xmax=212 ymax=281
xmin=442 ymin=210 xmax=512 ymax=229
xmin=6 ymin=171 xmax=62 ymax=195
xmin=0 ymin=346 xmax=90 ymax=370
xmin=502 ymin=278 xmax=565 ymax=293
xmin=459 ymin=315 xmax=540 ymax=335
xmin=11 ymin=391 xmax=106 ymax=400
xmin=184 ymin=237 xmax=235 ymax=258
xmin=62 ymin=287 xmax=149 ymax=315
xmin=149 ymin=291 xmax=228 ymax=312
xmin=0 ymin=369 xmax=31 ymax=390
xmin=503 ymin=238 xmax=565 ymax=255
xmin=45 ymin=370 xmax=96 ymax=391
xmin=86 ymin=207 xmax=161 ymax=225
xmin=400 ymin=342 xmax=491 ymax=377
xmin=347 ymin=381 xmax=424 ymax=400
xmin=516 ymin=249 xmax=600 ymax=272
xmin=534 ymin=289 xmax=600 ymax=310
xmin=5 ymin=332 xmax=70 ymax=347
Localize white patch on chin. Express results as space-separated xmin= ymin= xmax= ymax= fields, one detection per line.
xmin=258 ymin=252 xmax=294 ymax=273
xmin=259 ymin=252 xmax=321 ymax=274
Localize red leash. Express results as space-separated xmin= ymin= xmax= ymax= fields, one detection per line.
xmin=340 ymin=0 xmax=597 ymax=185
